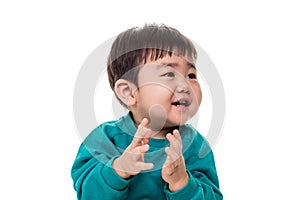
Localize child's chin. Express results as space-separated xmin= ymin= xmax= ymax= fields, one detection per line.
xmin=167 ymin=119 xmax=188 ymax=127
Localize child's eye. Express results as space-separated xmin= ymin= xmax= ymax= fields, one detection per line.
xmin=161 ymin=72 xmax=175 ymax=77
xmin=187 ymin=73 xmax=197 ymax=79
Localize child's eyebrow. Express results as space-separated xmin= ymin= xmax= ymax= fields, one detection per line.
xmin=159 ymin=62 xmax=196 ymax=69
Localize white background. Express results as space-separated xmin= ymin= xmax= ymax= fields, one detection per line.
xmin=1 ymin=0 xmax=299 ymax=199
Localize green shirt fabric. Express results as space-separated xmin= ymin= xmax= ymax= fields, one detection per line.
xmin=71 ymin=112 xmax=223 ymax=199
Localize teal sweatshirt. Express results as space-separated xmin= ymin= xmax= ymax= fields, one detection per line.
xmin=71 ymin=112 xmax=223 ymax=200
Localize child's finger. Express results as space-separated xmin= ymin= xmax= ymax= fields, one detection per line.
xmin=166 ymin=132 xmax=182 ymax=155
xmin=171 ymin=130 xmax=182 ymax=149
xmin=165 ymin=146 xmax=180 ymax=164
xmin=162 ymin=154 xmax=178 ymax=176
xmin=173 ymin=129 xmax=182 ymax=144
xmin=162 ymin=152 xmax=172 ymax=168
xmin=133 ymin=144 xmax=150 ymax=154
xmin=136 ymin=162 xmax=154 ymax=171
xmin=135 ymin=118 xmax=149 ymax=138
xmin=131 ymin=118 xmax=151 ymax=148
xmin=166 ymin=133 xmax=175 ymax=142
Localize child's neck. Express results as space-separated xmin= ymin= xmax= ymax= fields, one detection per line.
xmin=150 ymin=127 xmax=178 ymax=139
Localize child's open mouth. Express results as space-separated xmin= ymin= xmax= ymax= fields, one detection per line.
xmin=171 ymin=99 xmax=191 ymax=108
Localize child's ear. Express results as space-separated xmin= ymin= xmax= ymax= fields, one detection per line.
xmin=114 ymin=79 xmax=137 ymax=106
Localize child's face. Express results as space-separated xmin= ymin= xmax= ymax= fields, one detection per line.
xmin=132 ymin=54 xmax=202 ymax=130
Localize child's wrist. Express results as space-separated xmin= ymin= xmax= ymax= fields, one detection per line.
xmin=168 ymin=172 xmax=189 ymax=192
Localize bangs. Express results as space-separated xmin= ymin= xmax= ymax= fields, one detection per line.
xmin=141 ymin=48 xmax=195 ymax=65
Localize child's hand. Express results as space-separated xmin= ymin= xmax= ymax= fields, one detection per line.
xmin=113 ymin=118 xmax=154 ymax=179
xmin=162 ymin=130 xmax=189 ymax=192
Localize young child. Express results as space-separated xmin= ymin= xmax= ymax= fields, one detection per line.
xmin=71 ymin=24 xmax=223 ymax=200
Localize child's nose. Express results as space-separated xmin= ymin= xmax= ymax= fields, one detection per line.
xmin=175 ymin=77 xmax=190 ymax=94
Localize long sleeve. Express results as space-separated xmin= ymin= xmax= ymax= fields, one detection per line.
xmin=164 ymin=126 xmax=223 ymax=200
xmin=164 ymin=171 xmax=222 ymax=200
xmin=71 ymin=125 xmax=131 ymax=200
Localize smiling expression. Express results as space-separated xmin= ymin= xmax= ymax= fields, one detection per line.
xmin=130 ymin=54 xmax=202 ymax=132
